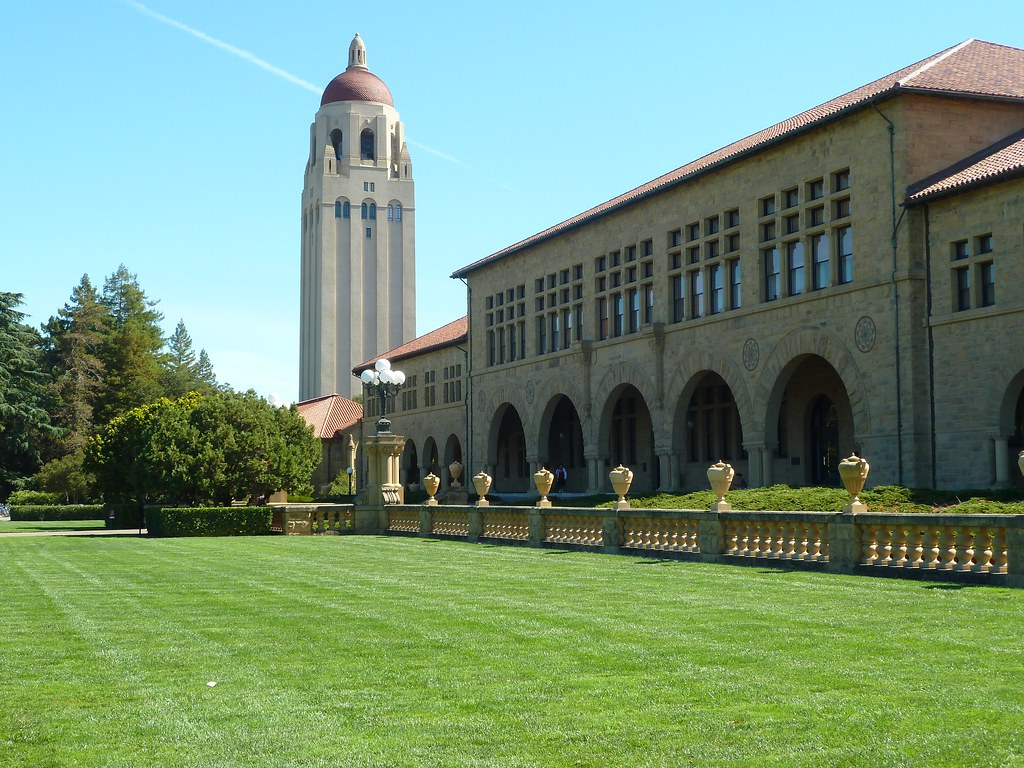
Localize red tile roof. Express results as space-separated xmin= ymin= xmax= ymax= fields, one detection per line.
xmin=353 ymin=316 xmax=468 ymax=373
xmin=452 ymin=39 xmax=1024 ymax=278
xmin=296 ymin=394 xmax=363 ymax=439
xmin=906 ymin=128 xmax=1024 ymax=202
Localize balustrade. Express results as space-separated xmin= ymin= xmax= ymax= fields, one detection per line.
xmin=544 ymin=514 xmax=604 ymax=547
xmin=386 ymin=508 xmax=419 ymax=533
xmin=431 ymin=509 xmax=471 ymax=538
xmin=481 ymin=511 xmax=530 ymax=541
xmin=724 ymin=517 xmax=829 ymax=562
xmin=622 ymin=516 xmax=699 ymax=553
xmin=858 ymin=521 xmax=1008 ymax=574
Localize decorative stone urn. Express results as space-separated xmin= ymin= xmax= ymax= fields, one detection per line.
xmin=423 ymin=472 xmax=440 ymax=506
xmin=1019 ymin=450 xmax=1024 ymax=478
xmin=449 ymin=460 xmax=463 ymax=487
xmin=838 ymin=454 xmax=870 ymax=513
xmin=706 ymin=460 xmax=735 ymax=512
xmin=472 ymin=471 xmax=492 ymax=507
xmin=534 ymin=466 xmax=554 ymax=508
xmin=608 ymin=465 xmax=633 ymax=510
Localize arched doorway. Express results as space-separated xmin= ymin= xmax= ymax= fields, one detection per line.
xmin=421 ymin=437 xmax=440 ymax=484
xmin=443 ymin=434 xmax=463 ymax=487
xmin=676 ymin=372 xmax=745 ymax=489
xmin=1008 ymin=383 xmax=1024 ymax=489
xmin=766 ymin=354 xmax=854 ymax=486
xmin=491 ymin=404 xmax=529 ymax=492
xmin=601 ymin=385 xmax=656 ymax=493
xmin=809 ymin=396 xmax=840 ymax=485
xmin=544 ymin=396 xmax=585 ymax=492
xmin=402 ymin=440 xmax=419 ymax=489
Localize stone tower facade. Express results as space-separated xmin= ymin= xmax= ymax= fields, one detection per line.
xmin=300 ymin=34 xmax=415 ymax=400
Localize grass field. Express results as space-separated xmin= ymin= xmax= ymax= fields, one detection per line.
xmin=2 ymin=535 xmax=1023 ymax=767
xmin=0 ymin=519 xmax=108 ymax=534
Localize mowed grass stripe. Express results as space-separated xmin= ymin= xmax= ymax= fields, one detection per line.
xmin=1 ymin=535 xmax=1022 ymax=767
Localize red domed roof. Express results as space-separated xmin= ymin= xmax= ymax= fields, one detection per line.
xmin=321 ymin=68 xmax=394 ymax=107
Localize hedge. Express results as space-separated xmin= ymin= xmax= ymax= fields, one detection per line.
xmin=9 ymin=505 xmax=106 ymax=522
xmin=146 ymin=506 xmax=272 ymax=538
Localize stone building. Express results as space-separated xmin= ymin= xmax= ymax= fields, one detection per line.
xmin=353 ymin=317 xmax=468 ymax=494
xmin=327 ymin=38 xmax=1024 ymax=495
xmin=299 ymin=34 xmax=415 ymax=400
xmin=295 ymin=394 xmax=362 ymax=493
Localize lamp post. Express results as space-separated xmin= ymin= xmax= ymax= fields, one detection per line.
xmin=360 ymin=358 xmax=406 ymax=434
xmin=346 ymin=466 xmax=354 ymax=495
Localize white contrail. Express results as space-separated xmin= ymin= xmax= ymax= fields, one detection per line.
xmin=122 ymin=0 xmax=320 ymax=93
xmin=124 ymin=1 xmax=475 ymax=170
xmin=408 ymin=141 xmax=475 ymax=171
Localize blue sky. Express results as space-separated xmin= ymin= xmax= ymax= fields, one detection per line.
xmin=3 ymin=0 xmax=1022 ymax=403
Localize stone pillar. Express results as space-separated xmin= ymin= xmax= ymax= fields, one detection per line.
xmin=1006 ymin=521 xmax=1024 ymax=589
xmin=356 ymin=432 xmax=406 ymax=533
xmin=526 ymin=456 xmax=542 ymax=499
xmin=697 ymin=515 xmax=725 ymax=563
xmin=586 ymin=455 xmax=601 ymax=494
xmin=993 ymin=434 xmax=1010 ymax=485
xmin=603 ymin=512 xmax=622 ymax=554
xmin=827 ymin=513 xmax=858 ymax=573
xmin=656 ymin=450 xmax=672 ymax=492
xmin=762 ymin=446 xmax=775 ymax=486
xmin=667 ymin=452 xmax=679 ymax=492
xmin=743 ymin=444 xmax=763 ymax=487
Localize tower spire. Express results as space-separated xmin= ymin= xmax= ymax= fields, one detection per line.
xmin=348 ymin=33 xmax=368 ymax=71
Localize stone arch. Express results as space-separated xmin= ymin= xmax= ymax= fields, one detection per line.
xmin=401 ymin=438 xmax=419 ymax=488
xmin=589 ymin=361 xmax=658 ymax=446
xmin=360 ymin=127 xmax=374 ymax=161
xmin=665 ymin=345 xmax=755 ymax=451
xmin=486 ymin=402 xmax=530 ymax=493
xmin=421 ymin=436 xmax=440 ymax=478
xmin=755 ymin=325 xmax=870 ymax=444
xmin=535 ymin=394 xmax=586 ymax=492
xmin=443 ymin=433 xmax=463 ymax=486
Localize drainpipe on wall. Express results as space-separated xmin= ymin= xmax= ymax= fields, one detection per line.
xmin=874 ymin=104 xmax=904 ymax=485
xmin=923 ymin=203 xmax=938 ymax=489
xmin=460 ymin=277 xmax=473 ymax=475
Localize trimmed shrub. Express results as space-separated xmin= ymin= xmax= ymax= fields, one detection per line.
xmin=7 ymin=490 xmax=63 ymax=506
xmin=146 ymin=506 xmax=272 ymax=537
xmin=9 ymin=505 xmax=106 ymax=522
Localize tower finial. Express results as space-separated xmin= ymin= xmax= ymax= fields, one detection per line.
xmin=348 ymin=33 xmax=368 ymax=71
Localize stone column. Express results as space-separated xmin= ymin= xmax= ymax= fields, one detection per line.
xmin=586 ymin=455 xmax=601 ymax=494
xmin=668 ymin=452 xmax=679 ymax=492
xmin=356 ymin=432 xmax=406 ymax=533
xmin=1006 ymin=520 xmax=1024 ymax=589
xmin=993 ymin=434 xmax=1010 ymax=485
xmin=526 ymin=455 xmax=542 ymax=499
xmin=762 ymin=446 xmax=775 ymax=486
xmin=656 ymin=450 xmax=672 ymax=492
xmin=743 ymin=444 xmax=764 ymax=488
xmin=827 ymin=513 xmax=858 ymax=574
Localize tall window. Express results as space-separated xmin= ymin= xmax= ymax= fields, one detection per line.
xmin=550 ymin=313 xmax=560 ymax=352
xmin=537 ymin=316 xmax=547 ymax=353
xmin=597 ymin=297 xmax=608 ymax=340
xmin=980 ymin=262 xmax=995 ymax=307
xmin=628 ymin=288 xmax=640 ymax=332
xmin=672 ymin=275 xmax=685 ymax=322
xmin=644 ymin=284 xmax=655 ymax=324
xmin=708 ymin=264 xmax=723 ymax=314
xmin=612 ymin=293 xmax=624 ymax=336
xmin=811 ymin=233 xmax=829 ymax=290
xmin=787 ymin=241 xmax=804 ymax=296
xmin=729 ymin=259 xmax=741 ymax=309
xmin=343 ymin=201 xmax=350 ymax=219
xmin=395 ymin=205 xmax=403 ymax=221
xmin=955 ymin=267 xmax=971 ymax=311
xmin=837 ymin=227 xmax=853 ymax=283
xmin=689 ymin=271 xmax=704 ymax=319
xmin=763 ymin=247 xmax=780 ymax=301
xmin=335 ymin=201 xmax=341 ymax=218
xmin=360 ymin=128 xmax=374 ymax=160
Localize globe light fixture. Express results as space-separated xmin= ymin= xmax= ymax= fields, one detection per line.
xmin=360 ymin=358 xmax=406 ymax=433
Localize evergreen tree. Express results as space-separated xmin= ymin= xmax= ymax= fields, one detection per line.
xmin=0 ymin=292 xmax=57 ymax=497
xmin=161 ymin=320 xmax=218 ymax=398
xmin=40 ymin=275 xmax=108 ymax=455
xmin=96 ymin=265 xmax=166 ymax=423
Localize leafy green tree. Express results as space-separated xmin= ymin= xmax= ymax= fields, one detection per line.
xmin=0 ymin=292 xmax=58 ymax=498
xmin=39 ymin=275 xmax=108 ymax=456
xmin=96 ymin=265 xmax=166 ymax=423
xmin=161 ymin=320 xmax=218 ymax=398
xmin=34 ymin=449 xmax=95 ymax=503
xmin=85 ymin=391 xmax=320 ymax=506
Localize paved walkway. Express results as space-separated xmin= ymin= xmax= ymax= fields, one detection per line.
xmin=0 ymin=526 xmax=147 ymax=538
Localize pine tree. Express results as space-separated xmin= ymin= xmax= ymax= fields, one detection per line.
xmin=0 ymin=292 xmax=57 ymax=497
xmin=40 ymin=275 xmax=108 ymax=455
xmin=96 ymin=265 xmax=166 ymax=423
xmin=161 ymin=320 xmax=217 ymax=397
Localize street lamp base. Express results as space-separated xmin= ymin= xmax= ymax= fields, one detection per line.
xmin=376 ymin=417 xmax=392 ymax=434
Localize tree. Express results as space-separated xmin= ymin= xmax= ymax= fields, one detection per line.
xmin=85 ymin=391 xmax=320 ymax=506
xmin=96 ymin=265 xmax=166 ymax=423
xmin=161 ymin=320 xmax=217 ymax=398
xmin=0 ymin=292 xmax=57 ymax=498
xmin=39 ymin=275 xmax=108 ymax=456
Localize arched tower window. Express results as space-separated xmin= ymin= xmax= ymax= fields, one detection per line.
xmin=360 ymin=128 xmax=374 ymax=161
xmin=361 ymin=203 xmax=368 ymax=220
xmin=335 ymin=201 xmax=341 ymax=218
xmin=395 ymin=204 xmax=402 ymax=221
xmin=330 ymin=128 xmax=342 ymax=159
xmin=369 ymin=203 xmax=377 ymax=220
xmin=387 ymin=205 xmax=394 ymax=221
xmin=342 ymin=201 xmax=350 ymax=219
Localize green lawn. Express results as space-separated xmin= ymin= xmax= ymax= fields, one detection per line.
xmin=2 ymin=536 xmax=1022 ymax=767
xmin=0 ymin=519 xmax=108 ymax=534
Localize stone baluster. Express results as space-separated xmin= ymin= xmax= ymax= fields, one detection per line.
xmin=938 ymin=526 xmax=957 ymax=570
xmin=797 ymin=524 xmax=810 ymax=560
xmin=877 ymin=524 xmax=893 ymax=567
xmin=994 ymin=527 xmax=1008 ymax=574
xmin=973 ymin=527 xmax=994 ymax=574
xmin=955 ymin=527 xmax=976 ymax=572
xmin=862 ymin=523 xmax=878 ymax=565
xmin=894 ymin=525 xmax=909 ymax=567
xmin=909 ymin=526 xmax=925 ymax=568
xmin=923 ymin=526 xmax=941 ymax=569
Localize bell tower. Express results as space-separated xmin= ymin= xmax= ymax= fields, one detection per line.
xmin=299 ymin=34 xmax=415 ymax=400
